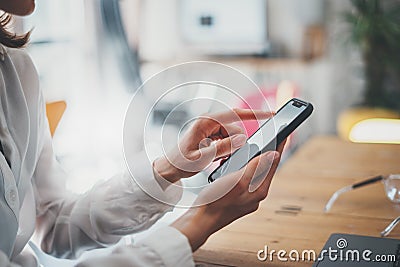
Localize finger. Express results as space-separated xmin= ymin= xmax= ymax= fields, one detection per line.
xmin=247 ymin=139 xmax=286 ymax=194
xmin=198 ymin=151 xmax=278 ymax=205
xmin=213 ymin=133 xmax=247 ymax=159
xmin=212 ymin=109 xmax=274 ymax=125
xmin=238 ymin=151 xmax=280 ymax=187
xmin=195 ymin=167 xmax=242 ymax=205
xmin=210 ymin=123 xmax=245 ymax=139
xmin=218 ymin=157 xmax=228 ymax=165
xmin=195 ymin=142 xmax=219 ymax=169
xmin=250 ymin=150 xmax=282 ymax=199
xmin=194 ymin=109 xmax=272 ymax=139
xmin=277 ymin=138 xmax=287 ymax=154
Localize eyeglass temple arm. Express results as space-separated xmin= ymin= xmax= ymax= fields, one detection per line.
xmin=324 ymin=175 xmax=384 ymax=213
xmin=381 ymin=216 xmax=400 ymax=237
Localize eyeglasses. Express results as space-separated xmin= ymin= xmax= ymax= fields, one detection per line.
xmin=324 ymin=174 xmax=400 ymax=237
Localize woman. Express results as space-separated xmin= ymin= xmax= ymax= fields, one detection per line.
xmin=0 ymin=0 xmax=284 ymax=266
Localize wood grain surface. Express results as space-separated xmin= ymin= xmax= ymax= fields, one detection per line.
xmin=194 ymin=136 xmax=400 ymax=266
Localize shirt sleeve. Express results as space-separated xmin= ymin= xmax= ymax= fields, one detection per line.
xmin=32 ymin=89 xmax=183 ymax=259
xmin=75 ymin=226 xmax=195 ymax=267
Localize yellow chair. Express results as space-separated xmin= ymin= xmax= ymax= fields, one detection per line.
xmin=45 ymin=101 xmax=66 ymax=137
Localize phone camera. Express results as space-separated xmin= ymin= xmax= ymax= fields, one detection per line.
xmin=292 ymin=101 xmax=304 ymax=108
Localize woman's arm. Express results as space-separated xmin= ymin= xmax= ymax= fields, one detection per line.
xmin=76 ymin=138 xmax=284 ymax=267
xmin=75 ymin=227 xmax=194 ymax=267
xmin=32 ymin=68 xmax=273 ymax=261
xmin=33 ymin=94 xmax=182 ymax=259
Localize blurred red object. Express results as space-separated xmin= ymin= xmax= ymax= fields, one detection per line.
xmin=238 ymin=81 xmax=298 ymax=150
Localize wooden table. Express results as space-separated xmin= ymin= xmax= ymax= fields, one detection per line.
xmin=194 ymin=136 xmax=400 ymax=266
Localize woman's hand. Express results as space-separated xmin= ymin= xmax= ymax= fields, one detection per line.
xmin=153 ymin=109 xmax=272 ymax=183
xmin=171 ymin=140 xmax=286 ymax=251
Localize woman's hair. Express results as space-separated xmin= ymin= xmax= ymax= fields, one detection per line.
xmin=0 ymin=13 xmax=30 ymax=48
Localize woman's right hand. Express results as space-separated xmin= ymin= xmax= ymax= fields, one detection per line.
xmin=171 ymin=140 xmax=285 ymax=251
xmin=153 ymin=109 xmax=272 ymax=184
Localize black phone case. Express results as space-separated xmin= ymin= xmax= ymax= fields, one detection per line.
xmin=208 ymin=98 xmax=313 ymax=183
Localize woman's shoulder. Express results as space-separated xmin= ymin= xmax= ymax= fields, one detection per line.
xmin=4 ymin=45 xmax=38 ymax=76
xmin=2 ymin=45 xmax=40 ymax=97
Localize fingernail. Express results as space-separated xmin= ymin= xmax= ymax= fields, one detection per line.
xmin=232 ymin=134 xmax=247 ymax=148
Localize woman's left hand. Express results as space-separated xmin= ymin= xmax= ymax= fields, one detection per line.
xmin=153 ymin=109 xmax=272 ymax=183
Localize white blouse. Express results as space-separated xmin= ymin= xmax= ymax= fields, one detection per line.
xmin=0 ymin=45 xmax=194 ymax=267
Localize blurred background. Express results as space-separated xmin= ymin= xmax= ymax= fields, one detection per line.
xmin=7 ymin=0 xmax=400 ymax=265
xmin=11 ymin=0 xmax=400 ymax=194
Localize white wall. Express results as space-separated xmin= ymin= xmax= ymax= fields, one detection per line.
xmin=137 ymin=0 xmax=183 ymax=61
xmin=134 ymin=0 xmax=326 ymax=60
xmin=267 ymin=0 xmax=325 ymax=57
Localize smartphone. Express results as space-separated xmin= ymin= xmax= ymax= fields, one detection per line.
xmin=208 ymin=98 xmax=313 ymax=183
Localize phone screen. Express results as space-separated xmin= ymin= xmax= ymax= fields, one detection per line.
xmin=209 ymin=99 xmax=308 ymax=182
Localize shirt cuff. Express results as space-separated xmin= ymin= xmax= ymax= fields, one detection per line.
xmin=139 ymin=226 xmax=194 ymax=267
xmin=126 ymin=151 xmax=183 ymax=206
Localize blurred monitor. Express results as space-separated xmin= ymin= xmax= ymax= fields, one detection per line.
xmin=179 ymin=0 xmax=269 ymax=56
